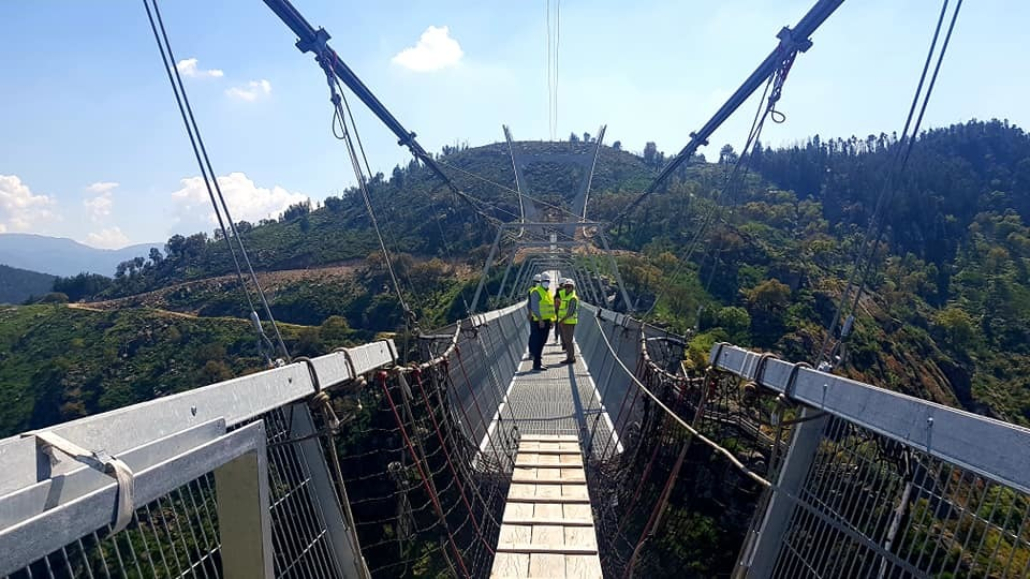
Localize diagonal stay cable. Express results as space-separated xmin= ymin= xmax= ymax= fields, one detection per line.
xmin=554 ymin=0 xmax=562 ymax=139
xmin=435 ymin=157 xmax=586 ymax=222
xmin=338 ymin=86 xmax=375 ymax=183
xmin=332 ymin=78 xmax=426 ymax=316
xmin=642 ymin=70 xmax=778 ymax=319
xmin=321 ymin=61 xmax=416 ymax=327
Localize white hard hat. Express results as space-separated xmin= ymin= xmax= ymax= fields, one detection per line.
xmin=532 ymin=274 xmax=542 ymax=282
xmin=567 ymin=280 xmax=576 ymax=287
xmin=541 ymin=274 xmax=551 ymax=282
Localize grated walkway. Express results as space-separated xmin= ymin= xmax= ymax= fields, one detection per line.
xmin=490 ymin=434 xmax=603 ymax=578
xmin=493 ymin=339 xmax=619 ymax=458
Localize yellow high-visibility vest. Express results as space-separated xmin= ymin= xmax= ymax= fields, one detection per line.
xmin=529 ymin=286 xmax=556 ymax=321
xmin=557 ymin=290 xmax=578 ymax=324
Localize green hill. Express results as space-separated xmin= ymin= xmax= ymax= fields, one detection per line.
xmin=597 ymin=119 xmax=1030 ymax=424
xmin=97 ymin=141 xmax=656 ymax=300
xmin=0 ymin=264 xmax=55 ymax=304
xmin=0 ymin=303 xmax=365 ymax=437
xmin=3 ymin=121 xmax=1030 ymax=434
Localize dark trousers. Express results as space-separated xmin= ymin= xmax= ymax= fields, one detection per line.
xmin=528 ymin=320 xmax=552 ymax=366
xmin=559 ymin=323 xmax=576 ymax=361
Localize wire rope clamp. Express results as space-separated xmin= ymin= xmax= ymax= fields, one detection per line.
xmin=29 ymin=430 xmax=136 ymax=535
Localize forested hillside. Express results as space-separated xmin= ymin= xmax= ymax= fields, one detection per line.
xmin=0 ymin=264 xmax=54 ymax=304
xmin=602 ymin=119 xmax=1030 ymax=424
xmin=3 ymin=119 xmax=1030 ymax=437
xmin=91 ymin=141 xmax=655 ymax=300
xmin=0 ymin=304 xmax=364 ymax=436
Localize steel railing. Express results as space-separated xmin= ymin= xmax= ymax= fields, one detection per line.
xmin=4 ymin=306 xmax=1027 ymax=579
xmin=712 ymin=343 xmax=1030 ymax=578
xmin=0 ymin=341 xmax=396 ymax=579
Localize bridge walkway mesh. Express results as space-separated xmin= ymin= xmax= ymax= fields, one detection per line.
xmin=497 ymin=341 xmax=616 ymax=461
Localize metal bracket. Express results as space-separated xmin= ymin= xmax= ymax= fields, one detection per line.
xmin=29 ymin=431 xmax=135 ymax=534
xmin=296 ymin=27 xmax=331 ymax=55
xmin=783 ymin=361 xmax=812 ymax=402
xmin=688 ymin=131 xmax=709 ymax=147
xmin=776 ymin=26 xmax=814 ymax=53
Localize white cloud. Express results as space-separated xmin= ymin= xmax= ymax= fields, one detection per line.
xmin=176 ymin=58 xmax=224 ymax=78
xmin=392 ymin=26 xmax=463 ymax=72
xmin=84 ymin=181 xmax=118 ymax=222
xmin=84 ymin=227 xmax=130 ymax=249
xmin=86 ymin=181 xmax=119 ymax=195
xmin=0 ymin=174 xmax=58 ymax=233
xmin=225 ymin=79 xmax=271 ymax=101
xmin=171 ymin=172 xmax=307 ymax=224
xmin=84 ymin=194 xmax=113 ymax=222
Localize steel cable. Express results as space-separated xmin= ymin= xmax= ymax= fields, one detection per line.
xmin=143 ymin=0 xmax=290 ymax=361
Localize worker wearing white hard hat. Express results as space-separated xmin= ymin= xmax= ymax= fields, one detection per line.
xmin=525 ymin=273 xmax=545 ymax=356
xmin=527 ymin=273 xmax=556 ymax=371
xmin=553 ymin=279 xmax=567 ymax=345
xmin=557 ymin=279 xmax=579 ymax=364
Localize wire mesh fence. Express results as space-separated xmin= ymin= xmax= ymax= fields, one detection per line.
xmin=0 ymin=344 xmax=393 ymax=579
xmin=308 ymin=304 xmax=525 ymax=578
xmin=576 ymin=310 xmax=771 ymax=578
xmin=765 ymin=414 xmax=1030 ymax=579
xmin=6 ymin=406 xmax=341 ymax=579
xmin=9 ymin=305 xmax=1030 ymax=579
xmin=6 ymin=474 xmax=222 ymax=579
xmin=247 ymin=407 xmax=342 ymax=579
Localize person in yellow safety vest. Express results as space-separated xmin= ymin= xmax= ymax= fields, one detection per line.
xmin=527 ymin=274 xmax=556 ymax=371
xmin=553 ymin=279 xmax=565 ymax=346
xmin=556 ymin=279 xmax=570 ymax=351
xmin=525 ymin=274 xmax=543 ymax=359
xmin=557 ymin=279 xmax=579 ymax=364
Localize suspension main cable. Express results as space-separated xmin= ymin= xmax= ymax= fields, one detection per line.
xmin=817 ymin=0 xmax=962 ymax=366
xmin=847 ymin=0 xmax=963 ymax=317
xmin=143 ymin=0 xmax=289 ymax=361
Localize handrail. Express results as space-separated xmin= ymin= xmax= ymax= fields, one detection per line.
xmin=0 ymin=339 xmax=397 ymax=494
xmin=710 ymin=341 xmax=1030 ymax=495
xmin=416 ymin=301 xmax=527 ymax=370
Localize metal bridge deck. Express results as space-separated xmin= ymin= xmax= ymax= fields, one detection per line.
xmin=495 ymin=340 xmax=619 ymax=459
xmin=490 ymin=434 xmax=603 ymax=578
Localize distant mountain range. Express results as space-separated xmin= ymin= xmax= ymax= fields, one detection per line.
xmin=0 ymin=234 xmax=160 ymax=277
xmin=0 ymin=264 xmax=56 ymax=304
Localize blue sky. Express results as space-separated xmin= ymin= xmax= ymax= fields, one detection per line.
xmin=1 ymin=0 xmax=1027 ymax=249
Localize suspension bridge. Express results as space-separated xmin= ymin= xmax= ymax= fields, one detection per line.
xmin=4 ymin=0 xmax=1028 ymax=577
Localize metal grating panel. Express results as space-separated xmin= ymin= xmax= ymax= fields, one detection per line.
xmin=505 ymin=342 xmax=615 ymax=455
xmin=252 ymin=408 xmax=339 ymax=579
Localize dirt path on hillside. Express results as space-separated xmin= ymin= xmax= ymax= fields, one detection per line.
xmin=68 ymin=301 xmax=201 ymax=319
xmin=80 ymin=263 xmax=360 ymax=313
